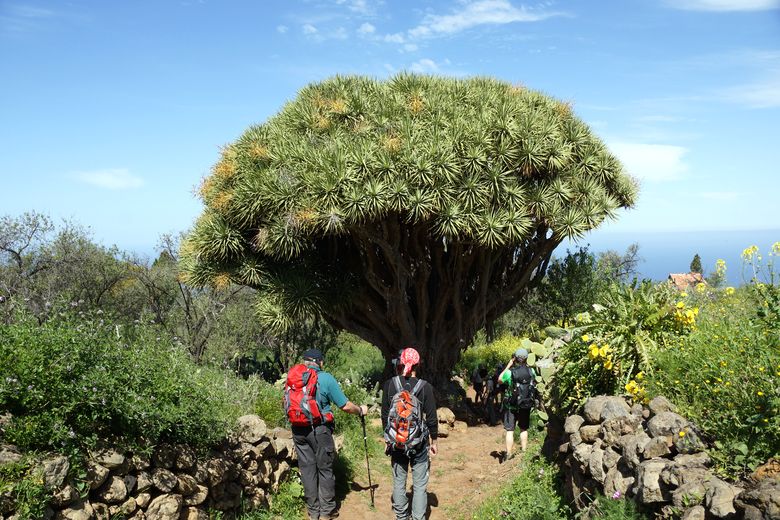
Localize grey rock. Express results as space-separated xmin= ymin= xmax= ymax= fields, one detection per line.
xmin=182 ymin=485 xmax=208 ymax=506
xmin=179 ymin=507 xmax=208 ymax=520
xmin=588 ymin=446 xmax=606 ymax=484
xmin=152 ymin=468 xmax=177 ymax=493
xmin=673 ymin=429 xmax=707 ymax=454
xmin=620 ymin=431 xmax=651 ymax=469
xmin=123 ymin=474 xmax=137 ymax=495
xmin=635 ymin=458 xmax=672 ymax=504
xmin=642 ymin=437 xmax=671 ymax=459
xmin=145 ymin=494 xmax=182 ymax=520
xmin=569 ymin=430 xmax=583 ymax=447
xmin=272 ymin=437 xmax=295 ymax=460
xmin=681 ymin=505 xmax=706 ymax=520
xmin=583 ymin=396 xmax=609 ymax=424
xmin=647 ymin=411 xmax=688 ymax=439
xmin=271 ymin=427 xmax=292 ymax=440
xmin=705 ymin=477 xmax=739 ymax=518
xmin=0 ymin=445 xmax=22 ymax=466
xmin=86 ymin=461 xmax=109 ymax=491
xmin=564 ymin=415 xmax=585 ymax=434
xmin=176 ymin=474 xmax=199 ymax=496
xmin=672 ymin=481 xmax=707 ymax=508
xmin=601 ymin=415 xmax=641 ymax=445
xmin=135 ymin=492 xmax=152 ymax=509
xmin=734 ymin=476 xmax=780 ymax=520
xmin=174 ymin=445 xmax=196 ymax=471
xmin=96 ymin=476 xmax=127 ymax=504
xmin=205 ymin=457 xmax=235 ymax=486
xmin=42 ymin=456 xmax=70 ymax=490
xmin=90 ymin=448 xmax=125 ymax=470
xmin=129 ymin=453 xmax=150 ymax=471
xmin=579 ymin=424 xmax=601 ymax=443
xmin=648 ymin=396 xmax=677 ymax=416
xmin=600 ymin=397 xmax=631 ymax=422
xmin=116 ymin=497 xmax=136 ymax=517
xmin=603 ymin=462 xmax=635 ymax=499
xmin=272 ymin=460 xmax=291 ymax=490
xmin=135 ymin=471 xmax=152 ymax=492
xmin=602 ymin=448 xmax=622 ymax=472
xmin=55 ymin=501 xmax=95 ymax=520
xmin=51 ymin=485 xmax=79 ymax=507
xmin=572 ymin=443 xmax=593 ymax=471
xmin=236 ymin=415 xmax=268 ymax=444
xmin=674 ymin=452 xmax=711 ymax=467
xmin=152 ymin=444 xmax=176 ymax=469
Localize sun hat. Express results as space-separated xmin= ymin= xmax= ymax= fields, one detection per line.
xmin=514 ymin=348 xmax=528 ymax=360
xmin=399 ymin=347 xmax=420 ymax=377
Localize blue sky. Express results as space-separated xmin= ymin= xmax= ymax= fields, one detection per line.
xmin=1 ymin=0 xmax=779 ymax=258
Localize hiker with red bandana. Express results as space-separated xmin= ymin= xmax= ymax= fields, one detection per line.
xmin=381 ymin=347 xmax=438 ymax=520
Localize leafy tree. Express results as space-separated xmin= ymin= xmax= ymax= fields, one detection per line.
xmin=181 ymin=75 xmax=637 ymax=385
xmin=690 ymin=253 xmax=702 ymax=274
xmin=597 ymin=243 xmax=642 ymax=282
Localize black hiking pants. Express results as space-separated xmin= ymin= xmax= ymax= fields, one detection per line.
xmin=292 ymin=423 xmax=337 ymax=519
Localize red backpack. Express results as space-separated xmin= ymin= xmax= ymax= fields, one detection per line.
xmin=284 ymin=364 xmax=333 ymax=427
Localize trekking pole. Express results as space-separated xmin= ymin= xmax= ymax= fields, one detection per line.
xmin=360 ymin=414 xmax=375 ymax=507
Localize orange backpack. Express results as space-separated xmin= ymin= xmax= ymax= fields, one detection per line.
xmin=384 ymin=377 xmax=428 ymax=454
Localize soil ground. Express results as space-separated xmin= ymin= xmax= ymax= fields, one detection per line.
xmin=335 ymin=390 xmax=528 ymax=520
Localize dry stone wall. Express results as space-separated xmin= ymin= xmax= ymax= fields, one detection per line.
xmin=0 ymin=415 xmax=296 ymax=520
xmin=559 ymin=395 xmax=779 ymax=519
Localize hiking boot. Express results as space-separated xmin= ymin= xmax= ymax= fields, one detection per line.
xmin=321 ymin=512 xmax=339 ymax=520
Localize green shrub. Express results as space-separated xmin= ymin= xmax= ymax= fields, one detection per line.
xmin=0 ymin=459 xmax=49 ymax=520
xmin=647 ymin=287 xmax=779 ymax=478
xmin=581 ymin=492 xmax=648 ymax=519
xmin=253 ymin=380 xmax=286 ymax=429
xmin=472 ymin=443 xmax=570 ymax=520
xmin=0 ymin=312 xmax=258 ymax=453
xmin=325 ymin=333 xmax=384 ymax=384
xmin=459 ymin=333 xmax=522 ymax=376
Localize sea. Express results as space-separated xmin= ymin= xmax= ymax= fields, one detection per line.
xmin=561 ymin=229 xmax=779 ymax=287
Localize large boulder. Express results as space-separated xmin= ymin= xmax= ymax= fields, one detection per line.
xmin=145 ymin=494 xmax=182 ymax=520
xmin=96 ymin=476 xmax=127 ymax=504
xmin=564 ymin=415 xmax=585 ymax=434
xmin=635 ymin=458 xmax=672 ymax=504
xmin=704 ymin=477 xmax=740 ymax=518
xmin=583 ymin=396 xmax=631 ymax=424
xmin=735 ymin=476 xmax=780 ymax=520
xmin=647 ymin=411 xmax=688 ymax=439
xmin=235 ymin=415 xmax=268 ymax=444
xmin=89 ymin=448 xmax=125 ymax=470
xmin=42 ymin=455 xmax=70 ymax=490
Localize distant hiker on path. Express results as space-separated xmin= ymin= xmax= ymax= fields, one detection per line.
xmin=382 ymin=347 xmax=438 ymax=520
xmin=498 ymin=348 xmax=537 ymax=463
xmin=285 ymin=348 xmax=369 ymax=520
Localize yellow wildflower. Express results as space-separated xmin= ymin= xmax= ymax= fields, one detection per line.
xmin=771 ymin=241 xmax=780 ymax=255
xmin=676 ymin=301 xmax=685 ymax=309
xmin=679 ymin=431 xmax=686 ymax=437
xmin=680 ymin=292 xmax=688 ymax=298
xmin=581 ymin=334 xmax=590 ymax=342
xmin=742 ymin=245 xmax=759 ymax=260
xmin=725 ymin=287 xmax=735 ymax=296
xmin=599 ymin=345 xmax=611 ymax=358
xmin=757 ymin=391 xmax=764 ymax=396
xmin=588 ymin=344 xmax=600 ymax=360
xmin=636 ymin=372 xmax=644 ymax=381
xmin=696 ymin=282 xmax=706 ymax=293
xmin=603 ymin=359 xmax=613 ymax=370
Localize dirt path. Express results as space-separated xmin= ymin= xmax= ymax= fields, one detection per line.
xmin=336 ymin=400 xmax=526 ymax=520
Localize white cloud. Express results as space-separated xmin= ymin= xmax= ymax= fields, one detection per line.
xmin=357 ymin=22 xmax=375 ymax=35
xmin=699 ymin=191 xmax=740 ymax=201
xmin=75 ymin=169 xmax=144 ymax=190
xmin=410 ymin=58 xmax=440 ymax=73
xmin=277 ymin=25 xmax=288 ymax=34
xmin=403 ymin=43 xmax=419 ymax=52
xmin=336 ymin=0 xmax=370 ymax=14
xmin=383 ymin=32 xmax=406 ymax=44
xmin=302 ymin=24 xmax=318 ymax=35
xmin=665 ymin=0 xmax=779 ymax=11
xmin=721 ymin=77 xmax=780 ymax=108
xmin=407 ymin=0 xmax=562 ymax=39
xmin=608 ymin=142 xmax=689 ymax=182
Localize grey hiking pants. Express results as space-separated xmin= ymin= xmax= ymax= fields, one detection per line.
xmin=391 ymin=444 xmax=430 ymax=520
xmin=292 ymin=424 xmax=337 ymax=519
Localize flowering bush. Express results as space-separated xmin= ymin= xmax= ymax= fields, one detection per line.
xmin=549 ymin=281 xmax=688 ymax=414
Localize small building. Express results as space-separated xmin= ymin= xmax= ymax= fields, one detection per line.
xmin=668 ymin=272 xmax=705 ymax=291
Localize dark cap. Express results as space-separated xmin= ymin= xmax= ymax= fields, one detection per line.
xmin=302 ymin=348 xmax=324 ymax=362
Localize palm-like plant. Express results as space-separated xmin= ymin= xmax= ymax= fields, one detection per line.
xmin=181 ymin=74 xmax=637 ymax=386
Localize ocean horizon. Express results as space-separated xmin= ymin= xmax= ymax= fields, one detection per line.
xmin=564 ymin=228 xmax=779 ymax=286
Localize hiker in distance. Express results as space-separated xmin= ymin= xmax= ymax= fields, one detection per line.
xmin=382 ymin=347 xmax=438 ymax=520
xmin=498 ymin=348 xmax=538 ymax=463
xmin=285 ymin=348 xmax=369 ymax=520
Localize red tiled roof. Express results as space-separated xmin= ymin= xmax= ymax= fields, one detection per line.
xmin=668 ymin=272 xmax=705 ymax=291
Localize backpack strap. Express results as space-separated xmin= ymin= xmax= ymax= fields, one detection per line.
xmin=393 ymin=376 xmax=402 ymax=394
xmin=410 ymin=379 xmax=425 ymax=396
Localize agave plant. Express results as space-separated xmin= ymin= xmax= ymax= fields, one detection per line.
xmin=181 ymin=74 xmax=637 ymax=386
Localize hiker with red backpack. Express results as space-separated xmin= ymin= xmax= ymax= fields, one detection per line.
xmin=498 ymin=348 xmax=538 ymax=462
xmin=381 ymin=347 xmax=438 ymax=520
xmin=285 ymin=348 xmax=368 ymax=520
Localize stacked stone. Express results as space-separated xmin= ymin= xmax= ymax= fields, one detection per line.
xmin=435 ymin=407 xmax=468 ymax=438
xmin=0 ymin=415 xmax=296 ymax=520
xmin=560 ymin=395 xmax=779 ymax=520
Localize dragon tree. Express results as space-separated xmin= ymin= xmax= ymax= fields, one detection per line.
xmin=181 ymin=74 xmax=637 ymax=387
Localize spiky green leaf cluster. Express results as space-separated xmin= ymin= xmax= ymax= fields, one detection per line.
xmin=182 ymin=74 xmax=637 ymax=290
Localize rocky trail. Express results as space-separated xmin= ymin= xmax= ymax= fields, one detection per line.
xmin=336 ymin=393 xmax=528 ymax=520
